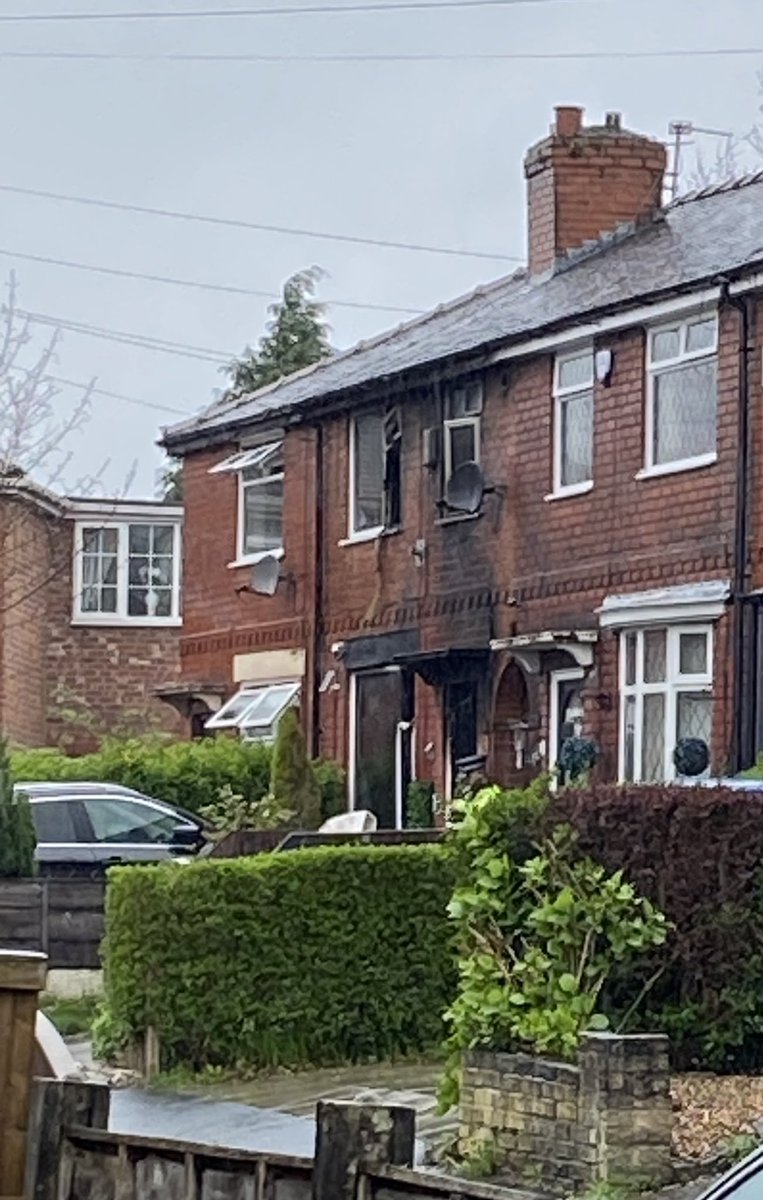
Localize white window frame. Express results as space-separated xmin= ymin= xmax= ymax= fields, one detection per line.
xmin=551 ymin=347 xmax=594 ymax=498
xmin=548 ymin=667 xmax=585 ymax=783
xmin=618 ymin=624 xmax=713 ymax=784
xmin=348 ymin=411 xmax=384 ymax=542
xmin=72 ymin=520 xmax=181 ymax=627
xmin=210 ymin=441 xmax=285 ymax=567
xmin=443 ymin=379 xmax=483 ymax=485
xmin=642 ymin=311 xmax=719 ymax=478
xmin=205 ymin=681 xmax=300 ymax=740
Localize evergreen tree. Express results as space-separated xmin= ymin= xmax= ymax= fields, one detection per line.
xmin=226 ymin=268 xmax=331 ymax=397
xmin=160 ymin=459 xmax=183 ymax=503
xmin=270 ymin=708 xmax=321 ymax=830
xmin=0 ymin=738 xmax=36 ymax=877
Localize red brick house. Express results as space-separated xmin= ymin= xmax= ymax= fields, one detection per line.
xmin=0 ymin=469 xmax=183 ymax=752
xmin=162 ymin=104 xmax=763 ymax=824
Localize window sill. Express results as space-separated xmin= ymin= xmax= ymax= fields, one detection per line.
xmin=71 ymin=616 xmax=182 ymax=628
xmin=635 ymin=452 xmax=717 ymax=481
xmin=338 ymin=526 xmax=400 ymax=547
xmin=435 ymin=511 xmax=482 ymax=527
xmin=227 ymin=548 xmax=285 ymax=569
xmin=544 ymin=480 xmax=594 ymax=502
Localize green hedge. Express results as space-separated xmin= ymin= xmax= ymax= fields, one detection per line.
xmin=11 ymin=738 xmax=345 ymax=821
xmin=98 ymin=844 xmax=455 ymax=1070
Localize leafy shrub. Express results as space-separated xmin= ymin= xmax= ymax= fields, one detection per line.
xmin=440 ymin=782 xmax=666 ymax=1108
xmin=97 ymin=844 xmax=456 ymax=1071
xmin=199 ymin=785 xmax=293 ymax=834
xmin=270 ymin=709 xmax=321 ymax=828
xmin=406 ymin=780 xmax=435 ymax=828
xmin=0 ymin=737 xmax=36 ymax=877
xmin=11 ymin=737 xmax=344 ymax=823
xmin=549 ymin=784 xmax=763 ymax=1072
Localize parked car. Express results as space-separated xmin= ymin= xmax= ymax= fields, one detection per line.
xmin=14 ymin=781 xmax=207 ymax=875
xmin=696 ymin=1144 xmax=763 ymax=1199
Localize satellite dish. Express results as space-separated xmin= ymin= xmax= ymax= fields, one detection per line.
xmin=250 ymin=554 xmax=281 ymax=596
xmin=445 ymin=461 xmax=485 ymax=515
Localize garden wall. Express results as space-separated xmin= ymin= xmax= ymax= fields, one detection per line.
xmin=460 ymin=1034 xmax=672 ymax=1188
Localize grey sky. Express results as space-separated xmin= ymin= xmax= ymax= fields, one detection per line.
xmin=1 ymin=0 xmax=761 ymax=497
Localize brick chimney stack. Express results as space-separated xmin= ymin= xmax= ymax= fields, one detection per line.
xmin=524 ymin=105 xmax=667 ymax=275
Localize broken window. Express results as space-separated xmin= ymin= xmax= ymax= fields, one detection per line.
xmin=349 ymin=407 xmax=402 ymax=537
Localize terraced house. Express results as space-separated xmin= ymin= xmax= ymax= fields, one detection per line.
xmin=162 ymin=104 xmax=763 ymax=825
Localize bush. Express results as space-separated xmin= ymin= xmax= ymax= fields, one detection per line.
xmin=548 ymin=784 xmax=763 ymax=1072
xmin=97 ymin=845 xmax=456 ymax=1071
xmin=0 ymin=736 xmax=36 ymax=877
xmin=270 ymin=709 xmax=321 ymax=829
xmin=11 ymin=737 xmax=345 ymax=823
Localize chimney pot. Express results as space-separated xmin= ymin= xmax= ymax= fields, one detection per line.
xmin=605 ymin=111 xmax=622 ymax=131
xmin=554 ymin=106 xmax=584 ymax=138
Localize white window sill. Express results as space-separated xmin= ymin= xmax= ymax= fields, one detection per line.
xmin=635 ymin=452 xmax=717 ymax=481
xmin=339 ymin=526 xmax=383 ymax=547
xmin=544 ymin=480 xmax=594 ymax=502
xmin=228 ymin=547 xmax=285 ymax=569
xmin=338 ymin=526 xmax=401 ymax=547
xmin=71 ymin=616 xmax=182 ymax=628
xmin=435 ymin=511 xmax=482 ymax=527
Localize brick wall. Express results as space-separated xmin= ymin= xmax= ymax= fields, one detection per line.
xmin=0 ymin=494 xmax=182 ymax=752
xmin=459 ymin=1035 xmax=673 ymax=1188
xmin=178 ymin=293 xmax=760 ymax=792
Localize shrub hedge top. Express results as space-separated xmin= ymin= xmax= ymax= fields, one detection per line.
xmin=100 ymin=843 xmax=455 ymax=1071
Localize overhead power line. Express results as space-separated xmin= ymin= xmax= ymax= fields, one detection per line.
xmin=49 ymin=375 xmax=190 ymax=417
xmin=0 ymin=0 xmax=617 ymax=22
xmin=19 ymin=308 xmax=234 ymax=364
xmin=0 ymin=183 xmax=516 ymax=262
xmin=1 ymin=46 xmax=759 ymax=62
xmin=0 ymin=247 xmax=425 ymax=314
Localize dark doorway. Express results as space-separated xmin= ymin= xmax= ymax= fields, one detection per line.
xmin=352 ymin=668 xmax=414 ymax=828
xmin=447 ymin=679 xmax=479 ymax=777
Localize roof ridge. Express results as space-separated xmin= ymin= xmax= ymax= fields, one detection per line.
xmin=667 ymin=170 xmax=763 ymax=209
xmin=194 ymin=265 xmax=528 ymax=424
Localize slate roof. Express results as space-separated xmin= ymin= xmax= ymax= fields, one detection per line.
xmin=163 ymin=174 xmax=763 ymax=452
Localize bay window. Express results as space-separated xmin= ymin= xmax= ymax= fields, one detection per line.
xmin=619 ymin=625 xmax=713 ymax=782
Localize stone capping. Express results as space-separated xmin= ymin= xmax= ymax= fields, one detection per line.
xmin=459 ymin=1033 xmax=673 ymax=1189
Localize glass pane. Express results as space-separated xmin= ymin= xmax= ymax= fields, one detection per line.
xmin=216 ymin=689 xmax=268 ymax=724
xmin=686 ymin=317 xmax=716 ymax=353
xmin=243 ymin=478 xmax=284 ymax=554
xmin=677 ymin=691 xmax=713 ymax=748
xmin=242 ymin=684 xmax=298 ymax=727
xmin=152 ymin=526 xmax=174 ymax=555
xmin=561 ymin=389 xmax=593 ymax=486
xmin=449 ymin=423 xmax=477 ymax=473
xmin=353 ymin=412 xmax=384 ymax=531
xmin=623 ymin=694 xmax=636 ymax=781
xmin=129 ymin=556 xmax=149 ymax=585
xmin=31 ymin=800 xmax=79 ymax=843
xmin=152 ymin=589 xmax=172 ymax=617
xmin=81 ymin=586 xmax=99 ymax=613
xmin=152 ymin=556 xmax=174 ymax=586
xmin=644 ymin=629 xmax=666 ymax=683
xmin=558 ymin=353 xmax=593 ymax=390
xmin=127 ymin=588 xmax=147 ymax=616
xmin=447 ymin=386 xmax=468 ymax=419
xmin=84 ymin=798 xmax=178 ymax=844
xmin=680 ymin=632 xmax=708 ymax=675
xmin=128 ymin=524 xmax=150 ymax=554
xmin=100 ymin=587 xmax=117 ymax=613
xmin=624 ymin=633 xmax=637 ymax=687
xmin=101 ymin=528 xmax=119 ymax=553
xmin=464 ymin=381 xmax=483 ymax=415
xmin=653 ymin=359 xmax=717 ymax=465
xmin=355 ymin=670 xmax=403 ymax=830
xmin=82 ymin=528 xmax=100 ymax=552
xmin=651 ymin=328 xmax=680 ymax=362
xmin=642 ymin=692 xmax=666 ymax=782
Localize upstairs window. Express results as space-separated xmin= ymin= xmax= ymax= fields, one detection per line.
xmin=553 ymin=348 xmax=593 ymax=494
xmin=646 ymin=314 xmax=718 ymax=473
xmin=443 ymin=378 xmax=483 ymax=484
xmin=74 ymin=521 xmax=181 ymax=624
xmin=211 ymin=441 xmax=284 ymax=562
xmin=349 ymin=407 xmax=402 ymax=538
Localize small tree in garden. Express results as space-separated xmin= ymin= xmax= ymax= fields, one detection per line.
xmin=438 ymin=782 xmax=668 ymax=1111
xmin=0 ymin=736 xmax=36 ymax=877
xmin=270 ymin=708 xmax=321 ymax=829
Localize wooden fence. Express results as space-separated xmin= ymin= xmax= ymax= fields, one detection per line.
xmin=0 ymin=880 xmax=105 ymax=970
xmin=26 ymin=1081 xmax=518 ymax=1200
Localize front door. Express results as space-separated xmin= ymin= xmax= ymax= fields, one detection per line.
xmin=351 ymin=668 xmax=414 ymax=828
xmin=549 ymin=668 xmax=584 ymax=782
